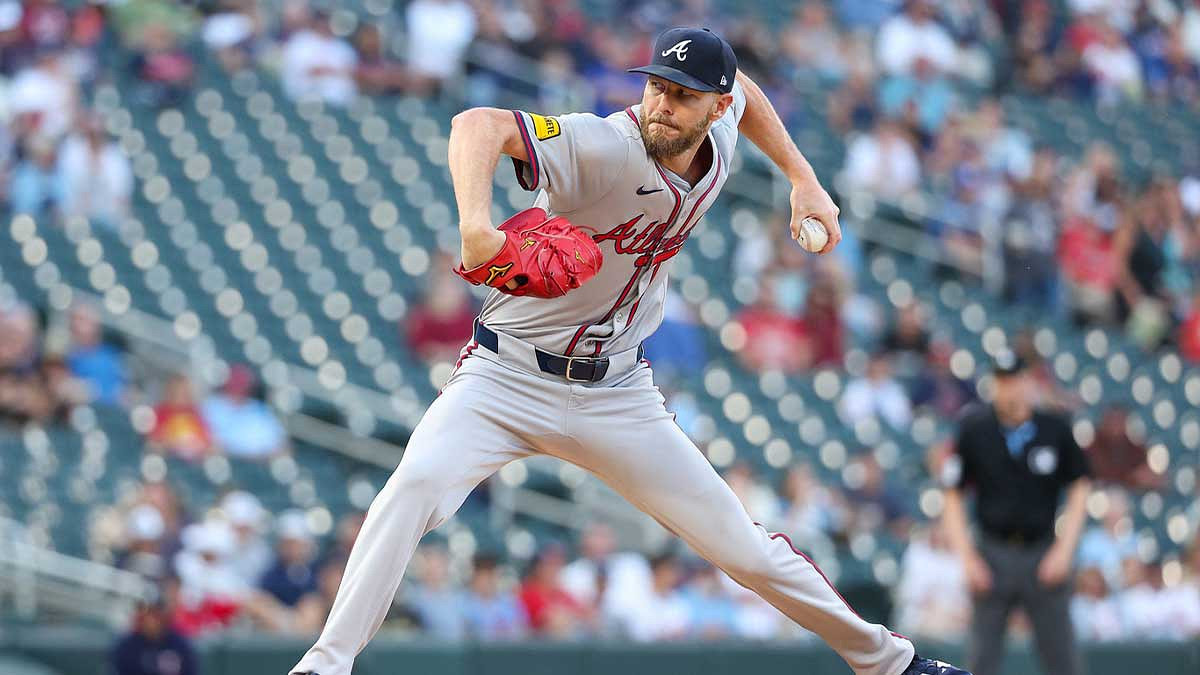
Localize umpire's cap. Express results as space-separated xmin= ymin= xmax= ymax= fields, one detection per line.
xmin=628 ymin=27 xmax=738 ymax=94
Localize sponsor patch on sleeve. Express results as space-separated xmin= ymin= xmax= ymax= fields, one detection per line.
xmin=528 ymin=113 xmax=561 ymax=140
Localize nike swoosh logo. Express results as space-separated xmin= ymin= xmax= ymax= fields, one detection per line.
xmin=636 ymin=185 xmax=664 ymax=195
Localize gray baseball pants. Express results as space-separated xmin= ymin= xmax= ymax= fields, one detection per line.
xmin=291 ymin=331 xmax=915 ymax=675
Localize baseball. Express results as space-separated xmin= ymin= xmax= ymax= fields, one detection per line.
xmin=796 ymin=217 xmax=829 ymax=253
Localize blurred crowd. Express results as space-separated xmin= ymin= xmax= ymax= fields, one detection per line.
xmin=99 ymin=482 xmax=357 ymax=640
xmin=99 ymin=477 xmax=820 ymax=644
xmin=836 ymin=94 xmax=1200 ymax=357
xmin=898 ymin=502 xmax=1200 ymax=643
xmin=390 ymin=0 xmax=1200 ymax=356
xmin=94 ymin=473 xmax=1200 ymax=652
xmin=0 ymin=298 xmax=290 ymax=460
xmin=0 ymin=0 xmax=131 ymax=231
xmin=452 ymin=0 xmax=1200 ymax=113
xmin=3 ymin=0 xmax=1197 ymax=351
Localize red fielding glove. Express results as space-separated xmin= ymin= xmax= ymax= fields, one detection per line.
xmin=455 ymin=207 xmax=603 ymax=298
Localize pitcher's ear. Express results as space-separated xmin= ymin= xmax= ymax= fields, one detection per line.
xmin=712 ymin=92 xmax=734 ymax=120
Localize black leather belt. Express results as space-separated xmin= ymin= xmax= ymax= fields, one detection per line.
xmin=473 ymin=322 xmax=642 ymax=383
xmin=982 ymin=528 xmax=1051 ymax=547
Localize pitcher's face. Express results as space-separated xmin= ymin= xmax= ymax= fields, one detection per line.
xmin=639 ymin=76 xmax=729 ymax=160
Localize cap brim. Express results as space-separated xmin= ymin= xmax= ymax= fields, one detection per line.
xmin=627 ymin=65 xmax=719 ymax=93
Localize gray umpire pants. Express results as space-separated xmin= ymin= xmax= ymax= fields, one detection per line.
xmin=969 ymin=534 xmax=1082 ymax=675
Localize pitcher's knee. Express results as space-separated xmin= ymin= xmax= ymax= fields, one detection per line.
xmin=382 ymin=457 xmax=449 ymax=508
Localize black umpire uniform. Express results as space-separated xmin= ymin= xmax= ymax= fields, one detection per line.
xmin=949 ymin=354 xmax=1090 ymax=675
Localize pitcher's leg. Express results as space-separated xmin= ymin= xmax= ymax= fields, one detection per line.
xmin=609 ymin=448 xmax=910 ymax=674
xmin=565 ymin=373 xmax=913 ymax=675
xmin=290 ymin=363 xmax=532 ymax=675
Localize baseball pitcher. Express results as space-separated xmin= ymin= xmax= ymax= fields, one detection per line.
xmin=290 ymin=27 xmax=970 ymax=675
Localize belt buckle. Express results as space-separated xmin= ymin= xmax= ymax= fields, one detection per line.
xmin=564 ymin=357 xmax=591 ymax=382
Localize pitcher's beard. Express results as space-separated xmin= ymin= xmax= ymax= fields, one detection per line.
xmin=640 ymin=113 xmax=709 ymax=160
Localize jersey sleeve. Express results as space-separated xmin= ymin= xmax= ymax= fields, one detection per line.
xmin=729 ymin=79 xmax=748 ymax=126
xmin=949 ymin=408 xmax=984 ymax=489
xmin=1055 ymin=414 xmax=1091 ymax=484
xmin=510 ymin=110 xmax=629 ymax=212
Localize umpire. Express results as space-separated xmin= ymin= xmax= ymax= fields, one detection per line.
xmin=941 ymin=350 xmax=1091 ymax=675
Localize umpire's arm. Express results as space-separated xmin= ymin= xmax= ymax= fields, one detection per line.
xmin=942 ymin=486 xmax=993 ymax=594
xmin=448 ymin=108 xmax=531 ymax=270
xmin=1037 ymin=478 xmax=1091 ymax=587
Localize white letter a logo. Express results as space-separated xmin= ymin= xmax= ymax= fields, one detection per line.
xmin=661 ymin=40 xmax=692 ymax=61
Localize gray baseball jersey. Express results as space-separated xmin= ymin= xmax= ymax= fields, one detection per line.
xmin=479 ymin=82 xmax=746 ymax=357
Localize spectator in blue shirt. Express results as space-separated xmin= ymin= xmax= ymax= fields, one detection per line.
xmin=258 ymin=510 xmax=318 ymax=607
xmin=110 ymin=597 xmax=198 ymax=675
xmin=642 ymin=289 xmax=706 ymax=385
xmin=462 ymin=553 xmax=527 ymax=640
xmin=405 ymin=544 xmax=466 ymax=640
xmin=10 ymin=134 xmax=62 ymax=221
xmin=1076 ymin=488 xmax=1138 ymax=588
xmin=834 ymin=0 xmax=903 ymax=31
xmin=67 ymin=302 xmax=127 ymax=405
xmin=679 ymin=562 xmax=738 ymax=640
xmin=201 ymin=364 xmax=289 ymax=460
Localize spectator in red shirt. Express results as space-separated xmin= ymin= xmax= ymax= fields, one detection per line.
xmin=734 ymin=273 xmax=812 ymax=374
xmin=148 ymin=373 xmax=215 ymax=462
xmin=1059 ymin=214 xmax=1118 ymax=324
xmin=1087 ymin=405 xmax=1165 ymax=491
xmin=804 ymin=269 xmax=845 ymax=368
xmin=1181 ymin=289 xmax=1200 ymax=362
xmin=407 ymin=256 xmax=477 ymax=364
xmin=131 ymin=22 xmax=195 ymax=108
xmin=1063 ymin=10 xmax=1107 ymax=57
xmin=171 ymin=521 xmax=246 ymax=636
xmin=353 ymin=24 xmax=407 ymax=95
xmin=164 ymin=574 xmax=239 ymax=639
xmin=518 ymin=544 xmax=593 ymax=637
xmin=20 ymin=0 xmax=71 ymax=51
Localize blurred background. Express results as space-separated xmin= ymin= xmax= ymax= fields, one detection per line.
xmin=0 ymin=0 xmax=1197 ymax=674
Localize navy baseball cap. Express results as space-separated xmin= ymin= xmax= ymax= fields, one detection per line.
xmin=628 ymin=27 xmax=738 ymax=94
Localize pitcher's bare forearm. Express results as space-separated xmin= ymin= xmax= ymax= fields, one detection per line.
xmin=735 ymin=70 xmax=840 ymax=252
xmin=735 ymin=70 xmax=816 ymax=185
xmin=448 ymin=108 xmax=528 ymax=268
